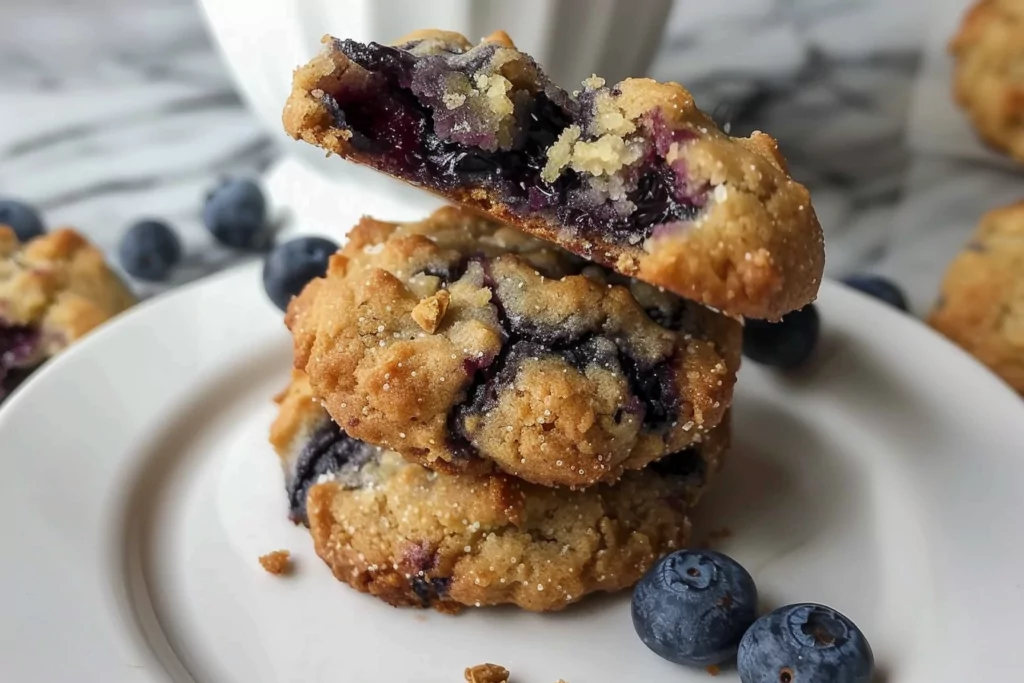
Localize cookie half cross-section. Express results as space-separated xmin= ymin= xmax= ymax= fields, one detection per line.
xmin=282 ymin=30 xmax=824 ymax=319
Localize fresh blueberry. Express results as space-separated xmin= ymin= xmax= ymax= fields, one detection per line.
xmin=118 ymin=220 xmax=182 ymax=282
xmin=743 ymin=304 xmax=820 ymax=370
xmin=0 ymin=199 xmax=45 ymax=241
xmin=632 ymin=549 xmax=758 ymax=667
xmin=262 ymin=236 xmax=338 ymax=311
xmin=203 ymin=178 xmax=270 ymax=249
xmin=738 ymin=603 xmax=873 ymax=683
xmin=842 ymin=274 xmax=908 ymax=312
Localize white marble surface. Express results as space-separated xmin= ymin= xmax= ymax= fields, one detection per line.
xmin=0 ymin=0 xmax=276 ymax=294
xmin=0 ymin=0 xmax=1018 ymax=314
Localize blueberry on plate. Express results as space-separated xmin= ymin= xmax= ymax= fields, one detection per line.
xmin=738 ymin=603 xmax=873 ymax=683
xmin=118 ymin=220 xmax=182 ymax=282
xmin=743 ymin=304 xmax=820 ymax=370
xmin=632 ymin=549 xmax=758 ymax=667
xmin=0 ymin=199 xmax=45 ymax=241
xmin=263 ymin=236 xmax=339 ymax=311
xmin=203 ymin=178 xmax=271 ymax=250
xmin=842 ymin=274 xmax=908 ymax=312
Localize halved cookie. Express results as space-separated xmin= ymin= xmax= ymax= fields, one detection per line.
xmin=282 ymin=31 xmax=824 ymax=320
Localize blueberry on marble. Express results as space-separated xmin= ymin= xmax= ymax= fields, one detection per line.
xmin=737 ymin=603 xmax=873 ymax=683
xmin=0 ymin=321 xmax=39 ymax=367
xmin=842 ymin=274 xmax=908 ymax=312
xmin=118 ymin=219 xmax=182 ymax=282
xmin=0 ymin=199 xmax=45 ymax=241
xmin=203 ymin=178 xmax=271 ymax=250
xmin=632 ymin=549 xmax=758 ymax=667
xmin=262 ymin=236 xmax=339 ymax=311
xmin=742 ymin=304 xmax=820 ymax=370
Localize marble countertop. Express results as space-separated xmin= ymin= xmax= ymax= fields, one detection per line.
xmin=1 ymin=0 xmax=1019 ymax=313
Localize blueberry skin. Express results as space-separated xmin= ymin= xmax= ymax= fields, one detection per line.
xmin=738 ymin=603 xmax=873 ymax=683
xmin=743 ymin=304 xmax=820 ymax=370
xmin=632 ymin=550 xmax=758 ymax=667
xmin=0 ymin=199 xmax=45 ymax=241
xmin=118 ymin=220 xmax=182 ymax=282
xmin=263 ymin=236 xmax=339 ymax=311
xmin=203 ymin=178 xmax=270 ymax=250
xmin=842 ymin=275 xmax=908 ymax=312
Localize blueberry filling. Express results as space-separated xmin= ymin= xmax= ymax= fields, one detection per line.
xmin=445 ymin=277 xmax=682 ymax=459
xmin=321 ymin=39 xmax=705 ymax=248
xmin=0 ymin=322 xmax=40 ymax=401
xmin=287 ymin=419 xmax=380 ymax=524
xmin=619 ymin=356 xmax=678 ymax=427
xmin=410 ymin=576 xmax=452 ymax=606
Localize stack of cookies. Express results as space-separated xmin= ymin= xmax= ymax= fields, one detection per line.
xmin=269 ymin=30 xmax=824 ymax=612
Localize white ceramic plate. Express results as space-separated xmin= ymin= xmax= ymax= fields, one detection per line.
xmin=2 ymin=265 xmax=1023 ymax=683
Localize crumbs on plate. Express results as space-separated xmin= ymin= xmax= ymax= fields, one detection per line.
xmin=465 ymin=663 xmax=567 ymax=683
xmin=258 ymin=549 xmax=292 ymax=575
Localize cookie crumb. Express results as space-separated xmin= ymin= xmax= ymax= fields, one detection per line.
xmin=412 ymin=290 xmax=451 ymax=333
xmin=464 ymin=663 xmax=568 ymax=683
xmin=706 ymin=664 xmax=721 ymax=676
xmin=465 ymin=663 xmax=509 ymax=683
xmin=258 ymin=550 xmax=292 ymax=575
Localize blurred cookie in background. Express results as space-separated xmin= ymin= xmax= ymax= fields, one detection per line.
xmin=0 ymin=227 xmax=135 ymax=400
xmin=949 ymin=0 xmax=1024 ymax=164
xmin=929 ymin=201 xmax=1024 ymax=394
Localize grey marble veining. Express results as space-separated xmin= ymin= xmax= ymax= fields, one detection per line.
xmin=0 ymin=0 xmax=276 ymax=294
xmin=0 ymin=0 xmax=973 ymax=306
xmin=654 ymin=0 xmax=925 ymax=277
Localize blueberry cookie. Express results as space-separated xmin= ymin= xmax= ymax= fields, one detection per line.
xmin=0 ymin=227 xmax=135 ymax=399
xmin=270 ymin=371 xmax=728 ymax=613
xmin=950 ymin=0 xmax=1024 ymax=164
xmin=286 ymin=207 xmax=739 ymax=487
xmin=282 ymin=31 xmax=824 ymax=320
xmin=929 ymin=201 xmax=1024 ymax=394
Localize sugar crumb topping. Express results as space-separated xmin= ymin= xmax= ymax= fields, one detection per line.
xmin=258 ymin=550 xmax=292 ymax=576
